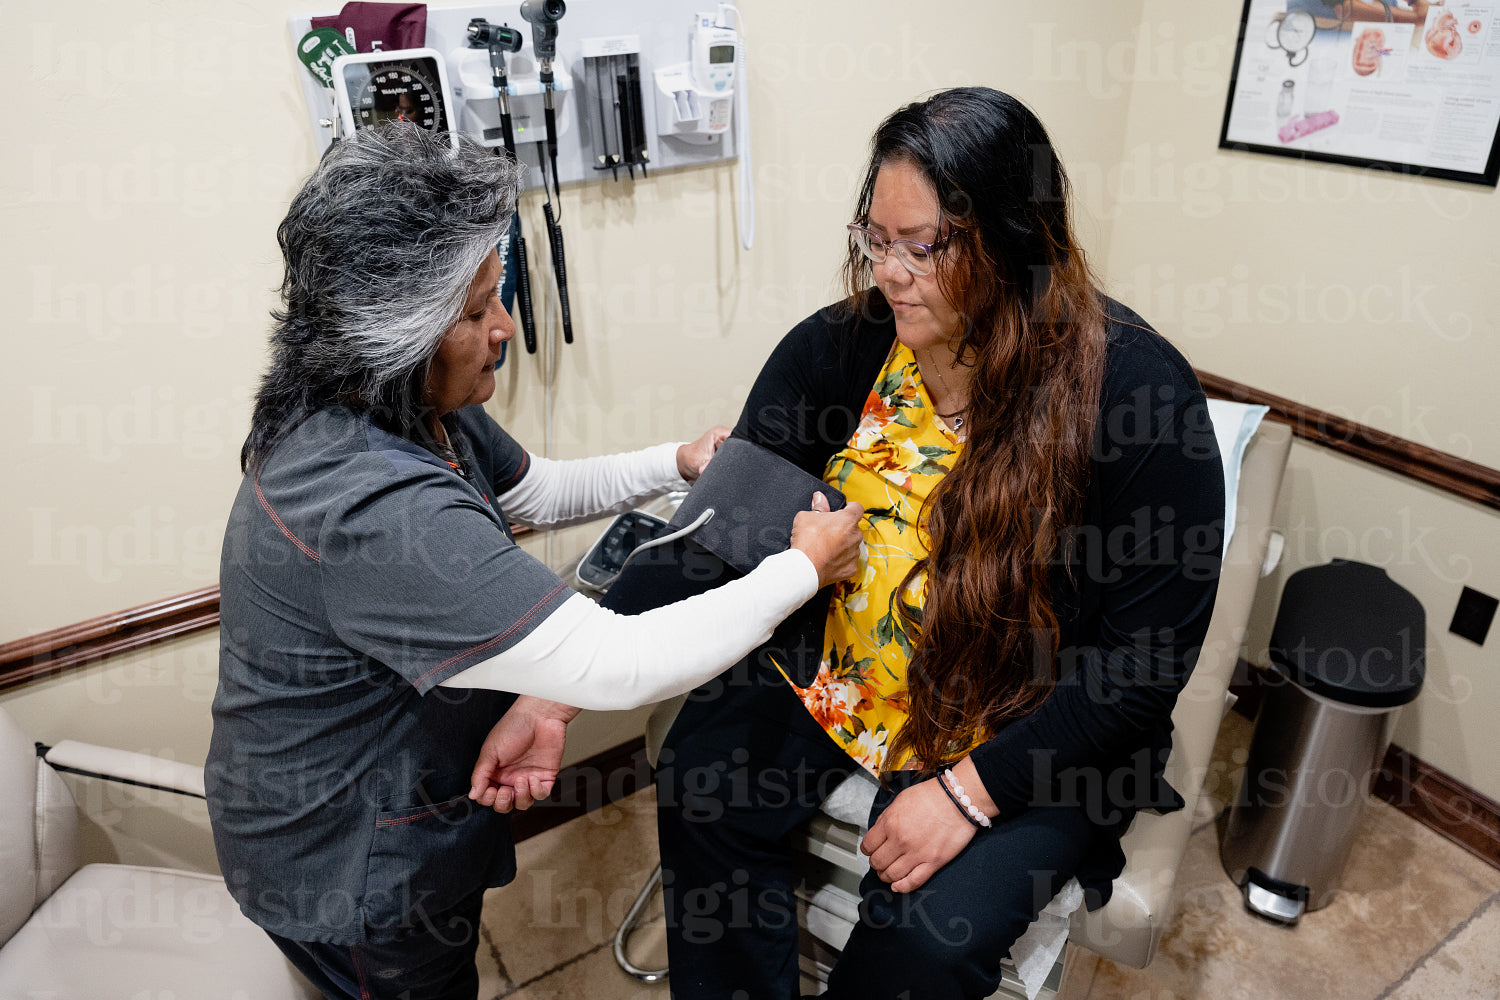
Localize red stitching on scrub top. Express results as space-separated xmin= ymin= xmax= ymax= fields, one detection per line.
xmin=373 ymin=797 xmax=469 ymax=828
xmin=414 ymin=581 xmax=569 ymax=687
xmin=497 ymin=450 xmax=531 ymax=491
xmin=254 ymin=476 xmax=320 ymax=562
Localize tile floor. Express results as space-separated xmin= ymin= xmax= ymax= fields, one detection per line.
xmin=473 ymin=712 xmax=1500 ymax=999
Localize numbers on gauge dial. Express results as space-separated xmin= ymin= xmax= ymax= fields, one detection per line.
xmin=357 ymin=64 xmax=444 ymax=131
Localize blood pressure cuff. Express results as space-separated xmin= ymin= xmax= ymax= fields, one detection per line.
xmin=311 ymin=2 xmax=427 ymax=53
xmin=599 ymin=436 xmax=845 ymax=687
xmin=668 ymin=437 xmax=847 ymax=573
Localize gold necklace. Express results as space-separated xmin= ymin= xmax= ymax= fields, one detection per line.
xmin=923 ymin=349 xmax=968 ymax=429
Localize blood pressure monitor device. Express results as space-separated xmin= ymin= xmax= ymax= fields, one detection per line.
xmin=576 ymin=511 xmax=674 ymax=592
xmin=331 ymin=48 xmax=458 ymax=141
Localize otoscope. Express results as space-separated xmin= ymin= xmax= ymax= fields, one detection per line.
xmin=520 ymin=0 xmax=575 ymax=345
xmin=467 ymin=18 xmax=539 ymax=355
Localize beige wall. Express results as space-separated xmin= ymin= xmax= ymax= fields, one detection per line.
xmin=1103 ymin=1 xmax=1500 ymax=801
xmin=1 ymin=0 xmax=1146 ymax=639
xmin=1 ymin=0 xmax=1148 ymax=864
xmin=4 ymin=0 xmax=1494 ymax=854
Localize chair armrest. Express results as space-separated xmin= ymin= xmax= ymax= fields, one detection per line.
xmin=42 ymin=742 xmax=205 ymax=799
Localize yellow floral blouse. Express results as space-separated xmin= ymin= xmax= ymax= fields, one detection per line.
xmin=789 ymin=343 xmax=964 ymax=776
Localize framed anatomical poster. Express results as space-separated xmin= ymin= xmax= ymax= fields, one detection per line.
xmin=1220 ymin=0 xmax=1500 ymax=186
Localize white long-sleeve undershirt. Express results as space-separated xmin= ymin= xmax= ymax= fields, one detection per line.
xmin=440 ymin=549 xmax=818 ymax=710
xmin=498 ymin=442 xmax=688 ymax=531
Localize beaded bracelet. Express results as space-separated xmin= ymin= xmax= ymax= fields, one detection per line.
xmin=936 ymin=771 xmax=983 ymax=829
xmin=942 ymin=768 xmax=993 ymax=829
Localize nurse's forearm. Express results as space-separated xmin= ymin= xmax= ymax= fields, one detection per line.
xmin=508 ymin=695 xmax=581 ymax=725
xmin=498 ymin=444 xmax=687 ymax=530
xmin=439 ymin=549 xmax=818 ymax=710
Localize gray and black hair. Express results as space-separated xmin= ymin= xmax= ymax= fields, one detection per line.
xmin=241 ymin=123 xmax=521 ymax=471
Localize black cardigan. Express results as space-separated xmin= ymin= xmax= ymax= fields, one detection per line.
xmin=610 ymin=289 xmax=1224 ymax=908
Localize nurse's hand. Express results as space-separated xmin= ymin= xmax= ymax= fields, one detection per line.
xmin=790 ymin=493 xmax=866 ymax=588
xmin=676 ymin=425 xmax=731 ymax=481
xmin=469 ymin=696 xmax=579 ymax=813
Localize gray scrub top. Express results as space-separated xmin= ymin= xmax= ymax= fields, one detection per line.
xmin=206 ymin=405 xmax=571 ymax=944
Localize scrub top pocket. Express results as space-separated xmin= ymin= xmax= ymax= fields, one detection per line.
xmin=363 ymin=791 xmax=516 ymax=938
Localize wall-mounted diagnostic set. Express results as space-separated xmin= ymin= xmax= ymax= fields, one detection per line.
xmin=292 ymin=4 xmax=750 ymax=200
xmin=291 ymin=1 xmax=754 ymax=358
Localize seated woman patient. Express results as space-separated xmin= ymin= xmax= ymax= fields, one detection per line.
xmin=654 ymin=87 xmax=1224 ymax=998
xmin=205 ymin=123 xmax=862 ymax=1000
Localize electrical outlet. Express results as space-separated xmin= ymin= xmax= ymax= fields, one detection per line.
xmin=1449 ymin=586 xmax=1497 ymax=646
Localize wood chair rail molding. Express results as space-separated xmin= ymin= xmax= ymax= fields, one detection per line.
xmin=0 ymin=526 xmax=532 ymax=691
xmin=0 ymin=587 xmax=220 ymax=691
xmin=1196 ymin=371 xmax=1499 ymax=512
xmin=3 ymin=376 xmax=1496 ymax=691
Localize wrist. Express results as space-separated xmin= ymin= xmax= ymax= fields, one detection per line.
xmin=673 ymin=441 xmax=695 ymax=481
xmin=940 ymin=768 xmax=992 ymax=829
xmin=774 ymin=547 xmax=822 ymax=597
xmin=514 ymin=695 xmax=580 ymax=724
xmin=935 ymin=772 xmax=984 ymax=830
xmin=951 ymin=757 xmax=997 ymax=820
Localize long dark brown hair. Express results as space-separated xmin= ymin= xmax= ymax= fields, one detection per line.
xmin=838 ymin=88 xmax=1109 ymax=773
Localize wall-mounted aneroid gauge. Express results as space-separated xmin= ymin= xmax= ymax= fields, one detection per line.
xmin=331 ymin=48 xmax=458 ymax=143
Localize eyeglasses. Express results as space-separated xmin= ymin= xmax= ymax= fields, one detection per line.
xmin=846 ymin=223 xmax=954 ymax=276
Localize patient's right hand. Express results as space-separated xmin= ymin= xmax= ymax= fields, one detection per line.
xmin=790 ymin=493 xmax=866 ymax=589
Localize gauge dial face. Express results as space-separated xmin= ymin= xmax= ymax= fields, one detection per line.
xmin=1279 ymin=11 xmax=1316 ymax=52
xmin=354 ymin=61 xmax=446 ymax=131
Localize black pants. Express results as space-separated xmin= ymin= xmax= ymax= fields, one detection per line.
xmin=265 ymin=888 xmax=485 ymax=1000
xmin=656 ymin=656 xmax=1094 ymax=1000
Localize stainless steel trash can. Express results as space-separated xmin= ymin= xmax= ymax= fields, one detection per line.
xmin=1220 ymin=559 xmax=1425 ymax=924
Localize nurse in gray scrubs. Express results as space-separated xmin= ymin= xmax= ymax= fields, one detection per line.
xmin=206 ymin=123 xmax=862 ymax=1000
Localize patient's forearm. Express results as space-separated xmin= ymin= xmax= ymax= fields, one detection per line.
xmin=499 ymin=444 xmax=687 ymax=530
xmin=440 ymin=549 xmax=817 ymax=710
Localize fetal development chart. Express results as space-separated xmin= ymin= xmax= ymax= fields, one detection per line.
xmin=1221 ymin=0 xmax=1500 ymax=185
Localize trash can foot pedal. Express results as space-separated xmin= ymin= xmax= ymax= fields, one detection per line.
xmin=1243 ymin=867 xmax=1309 ymax=925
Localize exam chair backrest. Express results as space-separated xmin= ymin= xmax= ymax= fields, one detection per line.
xmin=1066 ymin=417 xmax=1293 ymax=966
